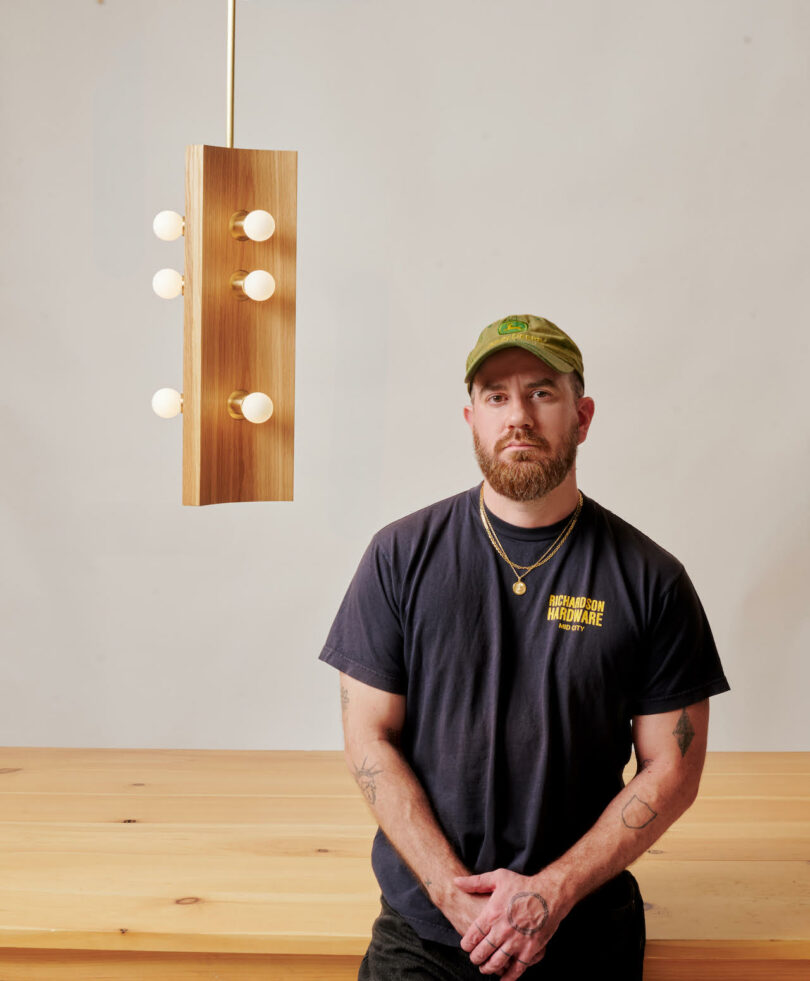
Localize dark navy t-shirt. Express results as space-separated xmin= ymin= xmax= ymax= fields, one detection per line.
xmin=319 ymin=486 xmax=730 ymax=945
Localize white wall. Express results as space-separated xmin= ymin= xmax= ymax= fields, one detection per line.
xmin=1 ymin=0 xmax=807 ymax=751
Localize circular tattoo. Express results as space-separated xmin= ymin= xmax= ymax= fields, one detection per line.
xmin=506 ymin=891 xmax=549 ymax=936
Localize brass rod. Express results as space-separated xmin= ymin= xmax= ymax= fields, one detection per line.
xmin=226 ymin=0 xmax=235 ymax=147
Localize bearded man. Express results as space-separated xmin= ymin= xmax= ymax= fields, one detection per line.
xmin=320 ymin=315 xmax=730 ymax=980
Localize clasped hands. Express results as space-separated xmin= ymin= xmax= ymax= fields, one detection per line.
xmin=454 ymin=868 xmax=565 ymax=979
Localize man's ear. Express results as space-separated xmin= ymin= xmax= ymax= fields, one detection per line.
xmin=576 ymin=396 xmax=595 ymax=445
xmin=463 ymin=401 xmax=474 ymax=430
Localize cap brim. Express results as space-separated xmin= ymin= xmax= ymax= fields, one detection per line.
xmin=465 ymin=340 xmax=577 ymax=387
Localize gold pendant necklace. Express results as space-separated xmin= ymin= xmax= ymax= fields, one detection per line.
xmin=478 ymin=485 xmax=583 ymax=596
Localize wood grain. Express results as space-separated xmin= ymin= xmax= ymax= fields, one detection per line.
xmin=183 ymin=146 xmax=297 ymax=505
xmin=0 ymin=950 xmax=362 ymax=980
xmin=0 ymin=749 xmax=807 ymax=979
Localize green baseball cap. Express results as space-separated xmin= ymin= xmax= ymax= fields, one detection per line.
xmin=464 ymin=314 xmax=584 ymax=392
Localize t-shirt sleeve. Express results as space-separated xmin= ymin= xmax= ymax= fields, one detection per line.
xmin=319 ymin=534 xmax=406 ymax=694
xmin=632 ymin=568 xmax=730 ymax=715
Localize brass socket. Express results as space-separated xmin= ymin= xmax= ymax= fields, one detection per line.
xmin=229 ymin=210 xmax=249 ymax=241
xmin=229 ymin=270 xmax=249 ymax=300
xmin=227 ymin=390 xmax=249 ymax=420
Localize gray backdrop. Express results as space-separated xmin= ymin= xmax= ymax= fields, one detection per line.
xmin=1 ymin=0 xmax=807 ymax=750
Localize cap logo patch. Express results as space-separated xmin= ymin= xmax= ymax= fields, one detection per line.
xmin=497 ymin=318 xmax=528 ymax=335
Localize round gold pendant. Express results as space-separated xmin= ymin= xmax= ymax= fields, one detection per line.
xmin=513 ymin=581 xmax=527 ymax=595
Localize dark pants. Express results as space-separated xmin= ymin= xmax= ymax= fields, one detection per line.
xmin=358 ymin=870 xmax=645 ymax=980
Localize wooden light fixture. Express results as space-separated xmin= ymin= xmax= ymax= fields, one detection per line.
xmin=152 ymin=1 xmax=297 ymax=506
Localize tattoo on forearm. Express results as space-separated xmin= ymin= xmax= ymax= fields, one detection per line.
xmin=673 ymin=708 xmax=695 ymax=757
xmin=353 ymin=757 xmax=383 ymax=805
xmin=340 ymin=685 xmax=349 ymax=712
xmin=621 ymin=794 xmax=658 ymax=829
xmin=506 ymin=891 xmax=549 ymax=936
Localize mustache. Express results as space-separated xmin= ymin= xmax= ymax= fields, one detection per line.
xmin=495 ymin=430 xmax=550 ymax=453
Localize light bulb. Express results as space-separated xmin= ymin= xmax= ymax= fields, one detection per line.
xmin=241 ymin=392 xmax=274 ymax=423
xmin=227 ymin=390 xmax=274 ymax=423
xmin=153 ymin=210 xmax=184 ymax=241
xmin=152 ymin=388 xmax=183 ymax=418
xmin=243 ymin=270 xmax=275 ymax=301
xmin=152 ymin=268 xmax=183 ymax=299
xmin=243 ymin=209 xmax=275 ymax=241
xmin=230 ymin=209 xmax=276 ymax=241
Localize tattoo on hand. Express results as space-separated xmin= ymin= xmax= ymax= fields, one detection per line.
xmin=673 ymin=708 xmax=695 ymax=757
xmin=506 ymin=891 xmax=549 ymax=936
xmin=621 ymin=794 xmax=658 ymax=829
xmin=353 ymin=757 xmax=383 ymax=805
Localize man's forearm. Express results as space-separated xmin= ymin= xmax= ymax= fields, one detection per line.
xmin=538 ymin=757 xmax=700 ymax=915
xmin=455 ymin=761 xmax=698 ymax=978
xmin=346 ymin=734 xmax=469 ymax=904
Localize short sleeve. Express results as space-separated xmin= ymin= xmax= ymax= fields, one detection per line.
xmin=319 ymin=535 xmax=406 ymax=694
xmin=632 ymin=569 xmax=730 ymax=715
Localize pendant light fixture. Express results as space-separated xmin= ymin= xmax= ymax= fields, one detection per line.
xmin=151 ymin=0 xmax=297 ymax=505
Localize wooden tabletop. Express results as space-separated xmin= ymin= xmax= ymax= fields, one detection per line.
xmin=0 ymin=748 xmax=807 ymax=979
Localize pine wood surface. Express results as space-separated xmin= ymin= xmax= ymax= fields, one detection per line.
xmin=0 ymin=748 xmax=807 ymax=979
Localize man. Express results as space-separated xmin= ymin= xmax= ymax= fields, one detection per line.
xmin=320 ymin=315 xmax=730 ymax=979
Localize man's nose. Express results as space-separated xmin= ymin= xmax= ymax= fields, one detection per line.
xmin=506 ymin=396 xmax=534 ymax=429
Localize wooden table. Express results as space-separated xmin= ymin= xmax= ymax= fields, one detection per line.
xmin=0 ymin=749 xmax=807 ymax=979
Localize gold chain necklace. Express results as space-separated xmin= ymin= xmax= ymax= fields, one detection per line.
xmin=478 ymin=485 xmax=583 ymax=596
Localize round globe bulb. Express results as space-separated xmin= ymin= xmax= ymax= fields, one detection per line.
xmin=241 ymin=392 xmax=274 ymax=424
xmin=243 ymin=269 xmax=275 ymax=301
xmin=152 ymin=268 xmax=183 ymax=299
xmin=151 ymin=388 xmax=182 ymax=418
xmin=153 ymin=210 xmax=184 ymax=241
xmin=243 ymin=209 xmax=275 ymax=242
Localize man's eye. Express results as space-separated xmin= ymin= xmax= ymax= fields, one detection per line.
xmin=532 ymin=390 xmax=550 ymax=399
xmin=488 ymin=394 xmax=506 ymax=403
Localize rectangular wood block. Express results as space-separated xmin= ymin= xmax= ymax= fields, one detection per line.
xmin=183 ymin=146 xmax=297 ymax=505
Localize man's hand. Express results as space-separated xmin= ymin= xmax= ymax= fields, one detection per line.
xmin=455 ymin=868 xmax=568 ymax=979
xmin=438 ymin=888 xmax=491 ymax=943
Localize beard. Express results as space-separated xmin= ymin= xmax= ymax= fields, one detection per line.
xmin=473 ymin=423 xmax=580 ymax=502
